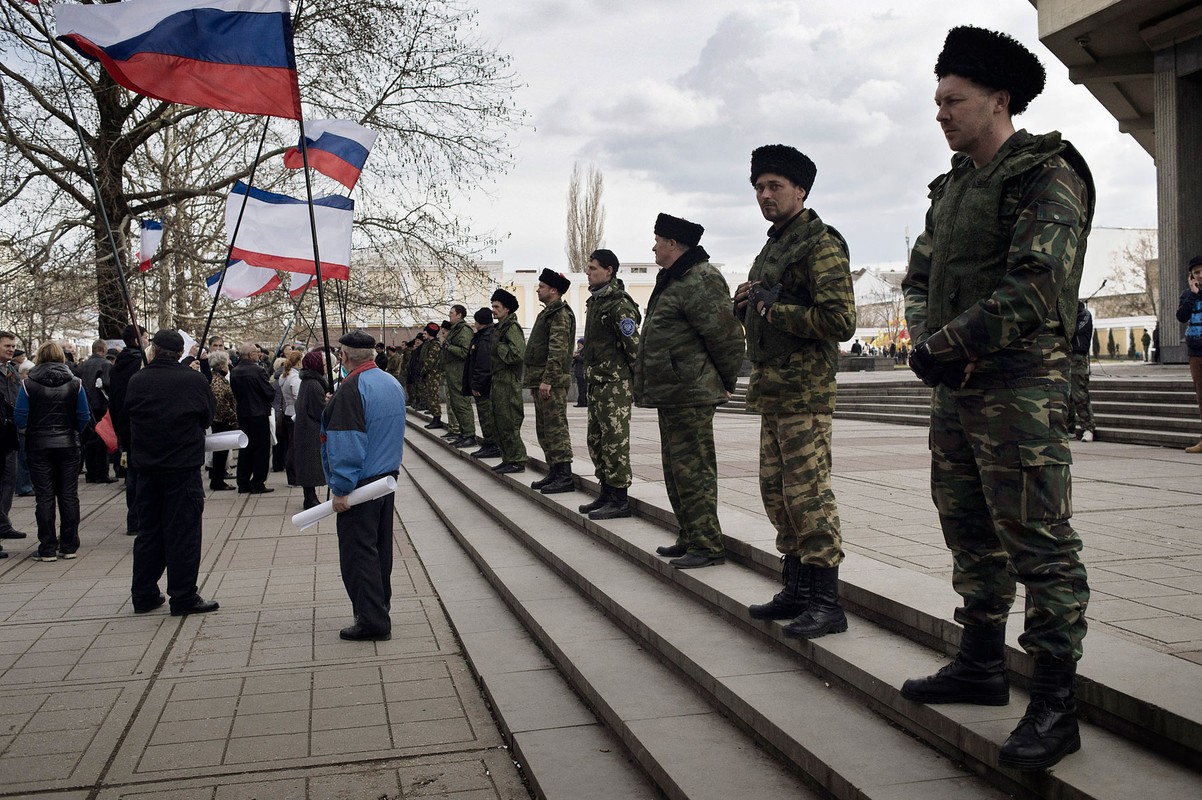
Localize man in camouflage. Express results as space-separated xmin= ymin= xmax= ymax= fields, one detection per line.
xmin=524 ymin=269 xmax=577 ymax=494
xmin=900 ymin=27 xmax=1093 ymax=771
xmin=466 ymin=308 xmax=500 ymax=459
xmin=489 ymin=289 xmax=527 ymax=473
xmin=1066 ymin=301 xmax=1096 ymax=441
xmin=634 ymin=214 xmax=745 ymax=569
xmin=419 ymin=322 xmax=444 ymax=429
xmin=734 ymin=145 xmax=856 ymax=640
xmin=577 ymin=249 xmax=640 ymax=520
xmin=443 ymin=305 xmax=477 ymax=447
xmin=436 ymin=320 xmax=462 ymax=440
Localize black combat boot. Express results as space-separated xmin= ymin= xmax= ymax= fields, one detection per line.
xmin=998 ymin=659 xmax=1080 ymax=770
xmin=530 ymin=467 xmax=556 ymax=490
xmin=782 ymin=565 xmax=847 ymax=639
xmin=589 ymin=486 xmax=632 ymax=519
xmin=900 ymin=625 xmax=1009 ymax=705
xmin=540 ymin=463 xmax=575 ymax=494
xmin=471 ymin=443 xmax=501 ymax=459
xmin=425 ymin=417 xmax=444 ymax=429
xmin=748 ymin=555 xmax=810 ymax=620
xmin=578 ymin=482 xmax=610 ymax=514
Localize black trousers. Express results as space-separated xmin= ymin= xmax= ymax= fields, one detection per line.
xmin=272 ymin=410 xmax=289 ymax=472
xmin=26 ymin=446 xmax=81 ymax=557
xmin=83 ymin=426 xmax=110 ymax=480
xmin=209 ymin=421 xmax=235 ymax=487
xmin=131 ymin=468 xmax=204 ymax=608
xmin=336 ymin=490 xmax=395 ymax=633
xmin=236 ymin=416 xmax=270 ymax=491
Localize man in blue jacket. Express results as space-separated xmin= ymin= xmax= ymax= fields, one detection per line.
xmin=322 ymin=330 xmax=406 ymax=641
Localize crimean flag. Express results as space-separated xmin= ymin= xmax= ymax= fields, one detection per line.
xmin=225 ymin=181 xmax=353 ymax=280
xmin=137 ymin=219 xmax=163 ymax=272
xmin=283 ymin=120 xmax=379 ymax=191
xmin=288 ymin=273 xmax=318 ymax=298
xmin=55 ymin=0 xmax=302 ymax=119
xmin=205 ymin=260 xmax=280 ymax=300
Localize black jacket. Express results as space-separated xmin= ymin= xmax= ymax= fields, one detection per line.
xmin=230 ymin=359 xmax=275 ymax=419
xmin=22 ymin=363 xmax=85 ymax=450
xmin=464 ymin=325 xmax=495 ymax=398
xmin=1071 ymin=304 xmax=1094 ymax=356
xmin=126 ymin=355 xmax=215 ymax=471
xmin=76 ymin=354 xmax=112 ymax=420
xmin=108 ymin=347 xmax=144 ymax=448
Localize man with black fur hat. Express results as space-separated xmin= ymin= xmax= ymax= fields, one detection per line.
xmin=419 ymin=322 xmax=445 ymax=429
xmin=126 ymin=330 xmax=218 ymax=616
xmin=735 ymin=145 xmax=856 ymax=639
xmin=900 ymin=26 xmax=1094 ymax=770
xmin=635 ymin=214 xmax=744 ymax=569
xmin=489 ymin=288 xmax=527 ymax=472
xmin=465 ymin=308 xmax=500 ymax=458
xmin=524 ymin=269 xmax=576 ymax=494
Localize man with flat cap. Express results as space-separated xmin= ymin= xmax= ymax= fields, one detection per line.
xmin=126 ymin=329 xmax=219 ymax=616
xmin=525 ymin=268 xmax=576 ymax=494
xmin=900 ymin=26 xmax=1094 ymax=770
xmin=735 ymin=145 xmax=856 ymax=639
xmin=635 ymin=214 xmax=744 ymax=568
xmin=489 ymin=288 xmax=527 ymax=473
xmin=321 ymin=329 xmax=406 ymax=641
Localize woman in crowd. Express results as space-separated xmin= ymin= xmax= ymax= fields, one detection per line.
xmin=208 ymin=349 xmax=238 ymax=491
xmin=15 ymin=341 xmax=90 ymax=561
xmin=279 ymin=350 xmax=303 ymax=486
xmin=292 ymin=349 xmax=330 ymax=509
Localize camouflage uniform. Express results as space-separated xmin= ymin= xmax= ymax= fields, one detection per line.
xmin=634 ymin=246 xmax=745 ymax=558
xmin=523 ymin=298 xmax=576 ymax=465
xmin=443 ymin=320 xmax=475 ymax=437
xmin=385 ymin=351 xmax=404 ymax=382
xmin=742 ymin=209 xmax=856 ymax=567
xmin=420 ymin=338 xmax=443 ymax=420
xmin=584 ymin=278 xmax=641 ymax=488
xmin=902 ymin=130 xmax=1094 ymax=661
xmin=490 ymin=314 xmax=527 ymax=465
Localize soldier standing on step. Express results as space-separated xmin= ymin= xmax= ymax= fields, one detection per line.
xmin=466 ymin=308 xmax=501 ymax=459
xmin=576 ymin=249 xmax=640 ymax=520
xmin=420 ymin=322 xmax=444 ymax=430
xmin=525 ymin=269 xmax=577 ymax=494
xmin=899 ymin=26 xmax=1093 ymax=771
xmin=443 ymin=306 xmax=476 ymax=448
xmin=734 ymin=145 xmax=856 ymax=640
xmin=489 ymin=288 xmax=528 ymax=474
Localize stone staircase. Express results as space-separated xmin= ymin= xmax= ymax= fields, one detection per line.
xmin=721 ymin=375 xmax=1201 ymax=449
xmin=401 ymin=414 xmax=1202 ymax=800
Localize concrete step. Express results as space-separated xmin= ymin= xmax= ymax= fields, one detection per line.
xmin=405 ymin=419 xmax=1202 ymax=799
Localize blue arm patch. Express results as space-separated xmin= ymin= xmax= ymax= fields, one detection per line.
xmin=619 ymin=318 xmax=636 ymax=337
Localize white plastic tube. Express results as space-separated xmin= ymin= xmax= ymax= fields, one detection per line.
xmin=205 ymin=430 xmax=249 ymax=452
xmin=291 ymin=475 xmax=398 ymax=530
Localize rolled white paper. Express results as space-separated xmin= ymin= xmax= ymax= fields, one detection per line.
xmin=291 ymin=475 xmax=398 ymax=530
xmin=205 ymin=430 xmax=249 ymax=452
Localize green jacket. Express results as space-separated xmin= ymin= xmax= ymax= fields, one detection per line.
xmin=584 ymin=277 xmax=641 ymax=384
xmin=903 ymin=130 xmax=1094 ymax=384
xmin=742 ymin=208 xmax=855 ymax=414
xmin=442 ymin=319 xmax=473 ymax=377
xmin=419 ymin=338 xmax=442 ymax=380
xmin=490 ymin=313 xmax=526 ymax=391
xmin=633 ymin=246 xmax=745 ymax=408
xmin=523 ymin=298 xmax=576 ymax=389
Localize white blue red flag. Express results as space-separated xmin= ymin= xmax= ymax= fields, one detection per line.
xmin=225 ymin=182 xmax=354 ymax=280
xmin=288 ymin=273 xmax=319 ymax=298
xmin=283 ymin=120 xmax=378 ymax=191
xmin=137 ymin=219 xmax=163 ymax=272
xmin=205 ymin=260 xmax=280 ymax=300
xmin=55 ymin=0 xmax=301 ymax=119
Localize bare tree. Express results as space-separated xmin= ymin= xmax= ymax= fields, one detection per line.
xmin=565 ymin=162 xmax=605 ymax=272
xmin=1104 ymin=229 xmax=1159 ymax=317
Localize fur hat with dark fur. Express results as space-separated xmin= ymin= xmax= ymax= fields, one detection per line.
xmin=935 ymin=26 xmax=1045 ymax=115
xmin=654 ymin=213 xmax=704 ymax=247
xmin=750 ymin=144 xmax=816 ymax=194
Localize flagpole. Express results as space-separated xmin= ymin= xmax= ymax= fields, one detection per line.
xmin=32 ymin=2 xmax=145 ymax=363
xmin=296 ymin=118 xmax=337 ymax=390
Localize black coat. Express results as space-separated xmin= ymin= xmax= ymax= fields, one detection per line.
xmin=292 ymin=370 xmax=328 ymax=488
xmin=230 ymin=359 xmax=275 ymax=419
xmin=126 ymin=355 xmax=215 ymax=471
xmin=464 ymin=325 xmax=495 ymax=398
xmin=76 ymin=354 xmax=111 ymax=420
xmin=108 ymin=347 xmax=143 ymax=448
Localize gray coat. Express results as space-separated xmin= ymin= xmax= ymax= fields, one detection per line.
xmin=292 ymin=369 xmax=328 ymax=488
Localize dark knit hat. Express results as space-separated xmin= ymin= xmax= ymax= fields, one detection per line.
xmin=301 ymin=349 xmax=325 ymax=372
xmin=590 ymin=249 xmax=620 ymax=272
xmin=654 ymin=213 xmax=704 ymax=246
xmin=474 ymin=308 xmax=494 ymax=325
xmin=440 ymin=320 xmax=452 ymax=330
xmin=150 ymin=329 xmax=184 ymax=353
xmin=750 ymin=144 xmax=816 ymax=194
xmin=1189 ymin=255 xmax=1202 ymax=271
xmin=339 ymin=329 xmax=375 ymax=348
xmin=935 ymin=26 xmax=1046 ymax=115
xmin=424 ymin=322 xmax=441 ymax=336
xmin=538 ymin=268 xmax=571 ymax=295
xmin=491 ymin=288 xmax=519 ymax=312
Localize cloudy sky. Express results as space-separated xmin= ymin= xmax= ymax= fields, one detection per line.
xmin=457 ymin=0 xmax=1157 ymax=281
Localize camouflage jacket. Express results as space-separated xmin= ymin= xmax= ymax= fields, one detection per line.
xmin=742 ymin=208 xmax=855 ymax=414
xmin=490 ymin=313 xmax=526 ymax=389
xmin=902 ymin=130 xmax=1094 ymax=385
xmin=420 ymin=338 xmax=442 ymax=379
xmin=633 ymin=246 xmax=745 ymax=408
xmin=523 ymin=298 xmax=576 ymax=389
xmin=442 ymin=320 xmax=473 ymax=372
xmin=584 ymin=277 xmax=641 ymax=384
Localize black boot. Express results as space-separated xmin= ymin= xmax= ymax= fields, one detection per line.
xmin=998 ymin=659 xmax=1080 ymax=770
xmin=900 ymin=625 xmax=1009 ymax=706
xmin=748 ymin=555 xmax=810 ymax=620
xmin=541 ymin=463 xmax=575 ymax=494
xmin=530 ymin=467 xmax=556 ymax=490
xmin=471 ymin=443 xmax=501 ymax=459
xmin=578 ymin=482 xmax=610 ymax=514
xmin=782 ymin=565 xmax=847 ymax=639
xmin=302 ymin=487 xmax=320 ymax=510
xmin=425 ymin=417 xmax=445 ymax=429
xmin=590 ymin=485 xmax=632 ymax=519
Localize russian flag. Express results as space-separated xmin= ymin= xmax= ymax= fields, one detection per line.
xmin=137 ymin=219 xmax=163 ymax=272
xmin=55 ymin=0 xmax=301 ymax=120
xmin=226 ymin=181 xmax=354 ymax=280
xmin=283 ymin=120 xmax=378 ymax=191
xmin=206 ymin=260 xmax=280 ymax=300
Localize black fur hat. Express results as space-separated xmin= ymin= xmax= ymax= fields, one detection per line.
xmin=491 ymin=288 xmax=519 ymax=312
xmin=750 ymin=145 xmax=816 ymax=194
xmin=654 ymin=213 xmax=704 ymax=247
xmin=538 ymin=268 xmax=571 ymax=295
xmin=935 ymin=26 xmax=1045 ymax=115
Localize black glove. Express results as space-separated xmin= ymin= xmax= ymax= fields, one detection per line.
xmin=747 ymin=282 xmax=782 ymax=317
xmin=910 ymin=342 xmax=970 ymax=389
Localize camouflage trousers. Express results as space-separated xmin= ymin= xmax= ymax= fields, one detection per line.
xmin=489 ymin=383 xmax=526 ymax=465
xmin=532 ymin=387 xmax=572 ymax=465
xmin=1066 ymin=353 xmax=1095 ymax=436
xmin=760 ymin=412 xmax=843 ymax=567
xmin=474 ymin=396 xmax=495 ymax=445
xmin=930 ymin=383 xmax=1090 ymax=661
xmin=444 ymin=367 xmax=475 ymax=437
xmin=586 ymin=378 xmax=632 ymax=488
xmin=423 ymin=373 xmax=441 ymax=419
xmin=658 ymin=405 xmax=724 ymax=559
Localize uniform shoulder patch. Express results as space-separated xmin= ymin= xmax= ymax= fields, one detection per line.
xmin=619 ymin=318 xmax=636 ymax=337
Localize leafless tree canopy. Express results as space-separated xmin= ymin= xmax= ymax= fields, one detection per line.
xmin=0 ymin=0 xmax=523 ymax=345
xmin=564 ymin=162 xmax=605 ymax=273
xmin=1104 ymin=229 xmax=1159 ymax=317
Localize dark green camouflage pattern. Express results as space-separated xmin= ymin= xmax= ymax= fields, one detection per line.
xmin=583 ymin=278 xmax=640 ymax=383
xmin=443 ymin=320 xmax=475 ymax=437
xmin=1067 ymin=353 xmax=1095 ymax=436
xmin=533 ymin=386 xmax=572 ymax=464
xmin=490 ymin=314 xmax=526 ymax=465
xmin=658 ymin=404 xmax=724 ymax=559
xmin=586 ymin=377 xmax=633 ymax=488
xmin=420 ymin=338 xmax=443 ymax=418
xmin=474 ymin=396 xmax=495 ymax=445
xmin=523 ymin=299 xmax=576 ymax=390
xmin=760 ymin=412 xmax=843 ymax=566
